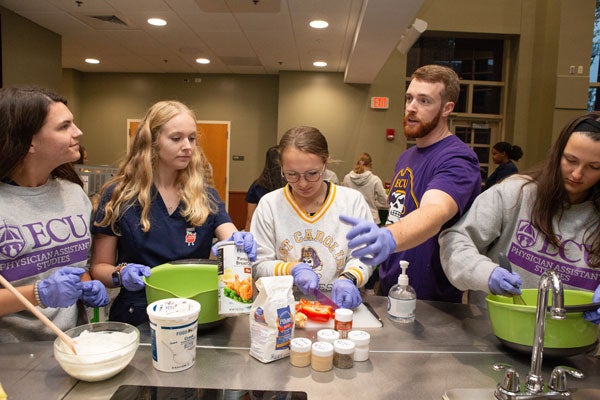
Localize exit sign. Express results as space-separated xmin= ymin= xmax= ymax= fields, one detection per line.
xmin=370 ymin=97 xmax=389 ymax=109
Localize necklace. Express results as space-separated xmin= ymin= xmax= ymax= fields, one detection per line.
xmin=294 ymin=182 xmax=328 ymax=214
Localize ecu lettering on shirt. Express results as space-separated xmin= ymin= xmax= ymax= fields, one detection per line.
xmin=0 ymin=214 xmax=90 ymax=281
xmin=387 ymin=167 xmax=418 ymax=223
xmin=507 ymin=218 xmax=599 ymax=291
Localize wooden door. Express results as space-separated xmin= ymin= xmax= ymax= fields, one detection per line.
xmin=128 ymin=120 xmax=230 ymax=206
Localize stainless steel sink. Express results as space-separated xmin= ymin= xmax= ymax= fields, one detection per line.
xmin=442 ymin=388 xmax=495 ymax=400
xmin=442 ymin=388 xmax=600 ymax=400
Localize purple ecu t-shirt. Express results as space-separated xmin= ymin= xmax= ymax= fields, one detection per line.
xmin=380 ymin=135 xmax=481 ymax=302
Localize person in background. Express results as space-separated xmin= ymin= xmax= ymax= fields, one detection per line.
xmin=90 ymin=100 xmax=256 ymax=326
xmin=484 ymin=141 xmax=523 ymax=189
xmin=341 ymin=65 xmax=481 ymax=303
xmin=244 ymin=146 xmax=285 ymax=231
xmin=342 ymin=152 xmax=389 ymax=295
xmin=251 ymin=126 xmax=374 ymax=309
xmin=323 ymin=168 xmax=339 ymax=184
xmin=440 ymin=113 xmax=600 ymax=323
xmin=342 ymin=152 xmax=388 ymax=225
xmin=76 ymin=145 xmax=88 ymax=165
xmin=0 ymin=87 xmax=108 ymax=342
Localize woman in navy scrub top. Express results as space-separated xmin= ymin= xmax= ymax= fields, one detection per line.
xmin=90 ymin=100 xmax=256 ymax=326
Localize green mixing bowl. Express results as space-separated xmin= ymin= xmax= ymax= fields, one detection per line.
xmin=144 ymin=259 xmax=224 ymax=327
xmin=486 ymin=289 xmax=598 ymax=354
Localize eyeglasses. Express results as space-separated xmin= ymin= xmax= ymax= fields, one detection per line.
xmin=281 ymin=166 xmax=325 ymax=183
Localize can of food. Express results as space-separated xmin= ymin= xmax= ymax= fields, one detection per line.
xmin=217 ymin=240 xmax=253 ymax=314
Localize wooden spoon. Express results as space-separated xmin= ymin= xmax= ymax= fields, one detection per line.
xmin=0 ymin=273 xmax=78 ymax=354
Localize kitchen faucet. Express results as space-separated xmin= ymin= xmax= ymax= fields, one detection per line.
xmin=493 ymin=270 xmax=584 ymax=400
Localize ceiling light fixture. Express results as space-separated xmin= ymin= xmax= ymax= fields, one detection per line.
xmin=313 ymin=61 xmax=327 ymax=67
xmin=85 ymin=58 xmax=100 ymax=64
xmin=147 ymin=18 xmax=167 ymax=26
xmin=196 ymin=58 xmax=211 ymax=64
xmin=309 ymin=20 xmax=329 ymax=29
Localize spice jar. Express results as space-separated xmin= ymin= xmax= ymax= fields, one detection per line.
xmin=332 ymin=339 xmax=355 ymax=369
xmin=317 ymin=328 xmax=340 ymax=344
xmin=311 ymin=341 xmax=334 ymax=372
xmin=347 ymin=330 xmax=370 ymax=362
xmin=290 ymin=337 xmax=312 ymax=367
xmin=334 ymin=308 xmax=353 ymax=338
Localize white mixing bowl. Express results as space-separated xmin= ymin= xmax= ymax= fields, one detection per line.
xmin=53 ymin=321 xmax=139 ymax=382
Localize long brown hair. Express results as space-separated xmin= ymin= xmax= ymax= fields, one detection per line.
xmin=0 ymin=86 xmax=82 ymax=186
xmin=527 ymin=112 xmax=600 ymax=268
xmin=256 ymin=146 xmax=285 ymax=191
xmin=94 ymin=100 xmax=216 ymax=233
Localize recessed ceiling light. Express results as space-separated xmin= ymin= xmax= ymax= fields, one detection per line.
xmin=313 ymin=61 xmax=327 ymax=67
xmin=147 ymin=18 xmax=167 ymax=26
xmin=196 ymin=58 xmax=211 ymax=64
xmin=309 ymin=20 xmax=329 ymax=29
xmin=85 ymin=58 xmax=100 ymax=64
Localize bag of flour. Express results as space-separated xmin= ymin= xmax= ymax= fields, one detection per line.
xmin=249 ymin=276 xmax=295 ymax=363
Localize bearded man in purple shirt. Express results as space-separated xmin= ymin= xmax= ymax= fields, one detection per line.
xmin=341 ymin=65 xmax=481 ymax=302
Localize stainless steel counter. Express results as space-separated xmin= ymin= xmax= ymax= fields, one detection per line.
xmin=1 ymin=296 xmax=598 ymax=399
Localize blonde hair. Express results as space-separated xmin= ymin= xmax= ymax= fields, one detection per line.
xmin=94 ymin=100 xmax=217 ymax=233
xmin=352 ymin=152 xmax=372 ymax=174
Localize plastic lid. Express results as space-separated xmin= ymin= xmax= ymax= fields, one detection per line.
xmin=291 ymin=337 xmax=312 ymax=352
xmin=312 ymin=341 xmax=334 ymax=357
xmin=347 ymin=330 xmax=370 ymax=345
xmin=333 ymin=339 xmax=355 ymax=354
xmin=398 ymin=260 xmax=409 ymax=286
xmin=334 ymin=308 xmax=353 ymax=322
xmin=146 ymin=298 xmax=201 ymax=321
xmin=317 ymin=329 xmax=340 ymax=343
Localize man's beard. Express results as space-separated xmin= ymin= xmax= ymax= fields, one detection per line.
xmin=403 ymin=109 xmax=442 ymax=139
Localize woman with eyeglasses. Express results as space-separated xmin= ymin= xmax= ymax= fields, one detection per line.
xmin=250 ymin=126 xmax=374 ymax=309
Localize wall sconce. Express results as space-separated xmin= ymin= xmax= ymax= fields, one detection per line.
xmin=396 ymin=18 xmax=428 ymax=54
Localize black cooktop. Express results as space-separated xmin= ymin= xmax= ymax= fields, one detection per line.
xmin=110 ymin=385 xmax=308 ymax=400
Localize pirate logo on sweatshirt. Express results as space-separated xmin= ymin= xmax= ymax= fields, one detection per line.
xmin=299 ymin=246 xmax=323 ymax=273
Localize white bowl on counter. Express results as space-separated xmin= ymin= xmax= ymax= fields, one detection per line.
xmin=53 ymin=321 xmax=139 ymax=382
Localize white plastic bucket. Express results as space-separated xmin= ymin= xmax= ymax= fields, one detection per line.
xmin=146 ymin=298 xmax=201 ymax=372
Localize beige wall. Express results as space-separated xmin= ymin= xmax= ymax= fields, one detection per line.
xmin=1 ymin=6 xmax=62 ymax=91
xmin=3 ymin=0 xmax=597 ymax=191
xmin=70 ymin=72 xmax=279 ymax=191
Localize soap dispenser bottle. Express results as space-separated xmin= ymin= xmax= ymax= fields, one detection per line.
xmin=387 ymin=260 xmax=416 ymax=323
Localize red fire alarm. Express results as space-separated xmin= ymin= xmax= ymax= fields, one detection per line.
xmin=386 ymin=128 xmax=395 ymax=141
xmin=371 ymin=97 xmax=389 ymax=109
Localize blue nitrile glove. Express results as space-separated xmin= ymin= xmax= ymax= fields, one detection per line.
xmin=488 ymin=267 xmax=522 ymax=296
xmin=291 ymin=263 xmax=319 ymax=295
xmin=332 ymin=278 xmax=362 ymax=309
xmin=121 ymin=263 xmax=151 ymax=291
xmin=583 ymin=284 xmax=600 ymax=325
xmin=38 ymin=267 xmax=85 ymax=308
xmin=340 ymin=215 xmax=396 ymax=265
xmin=80 ymin=280 xmax=110 ymax=307
xmin=211 ymin=231 xmax=258 ymax=262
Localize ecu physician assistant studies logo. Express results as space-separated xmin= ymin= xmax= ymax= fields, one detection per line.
xmin=0 ymin=221 xmax=26 ymax=259
xmin=515 ymin=219 xmax=538 ymax=249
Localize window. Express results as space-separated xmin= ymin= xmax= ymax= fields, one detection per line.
xmin=406 ymin=37 xmax=506 ymax=182
xmin=588 ymin=0 xmax=600 ymax=110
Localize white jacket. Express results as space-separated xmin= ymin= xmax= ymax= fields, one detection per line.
xmin=342 ymin=170 xmax=388 ymax=224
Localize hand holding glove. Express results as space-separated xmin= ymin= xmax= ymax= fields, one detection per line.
xmin=121 ymin=263 xmax=151 ymax=291
xmin=80 ymin=280 xmax=109 ymax=307
xmin=211 ymin=231 xmax=258 ymax=262
xmin=37 ymin=267 xmax=85 ymax=308
xmin=332 ymin=278 xmax=362 ymax=309
xmin=340 ymin=215 xmax=396 ymax=265
xmin=488 ymin=267 xmax=522 ymax=296
xmin=583 ymin=284 xmax=600 ymax=325
xmin=291 ymin=263 xmax=319 ymax=295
